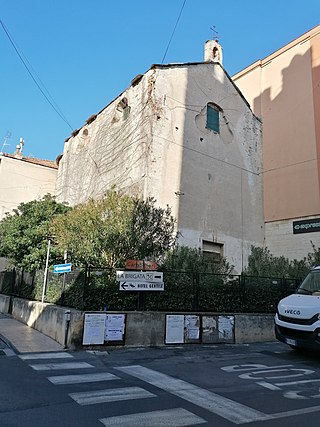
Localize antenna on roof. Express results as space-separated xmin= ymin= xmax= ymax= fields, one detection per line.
xmin=210 ymin=26 xmax=219 ymax=42
xmin=0 ymin=130 xmax=12 ymax=155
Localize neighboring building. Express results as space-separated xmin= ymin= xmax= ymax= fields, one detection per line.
xmin=0 ymin=138 xmax=58 ymax=220
xmin=56 ymin=40 xmax=264 ymax=272
xmin=233 ymin=25 xmax=320 ymax=260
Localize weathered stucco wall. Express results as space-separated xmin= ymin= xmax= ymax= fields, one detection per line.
xmin=0 ymin=294 xmax=10 ymax=313
xmin=56 ymin=62 xmax=263 ymax=272
xmin=0 ymin=296 xmax=276 ymax=348
xmin=56 ymin=71 xmax=156 ymax=206
xmin=234 ymin=314 xmax=275 ymax=343
xmin=0 ymin=155 xmax=57 ymax=220
xmin=125 ymin=311 xmax=165 ymax=346
xmin=11 ymin=298 xmax=83 ymax=349
xmin=150 ymin=64 xmax=263 ymax=271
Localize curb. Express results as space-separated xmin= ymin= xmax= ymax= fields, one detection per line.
xmin=0 ymin=334 xmax=17 ymax=355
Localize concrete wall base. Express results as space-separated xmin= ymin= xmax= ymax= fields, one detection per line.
xmin=0 ymin=295 xmax=276 ymax=348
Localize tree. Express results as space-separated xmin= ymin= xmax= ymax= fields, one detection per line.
xmin=0 ymin=194 xmax=70 ymax=271
xmin=160 ymin=245 xmax=233 ymax=274
xmin=51 ymin=190 xmax=176 ymax=267
xmin=244 ymin=246 xmax=309 ymax=278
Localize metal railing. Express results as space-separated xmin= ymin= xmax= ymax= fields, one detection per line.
xmin=0 ymin=267 xmax=301 ymax=313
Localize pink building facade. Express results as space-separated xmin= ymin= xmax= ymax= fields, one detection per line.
xmin=233 ymin=25 xmax=320 ymax=260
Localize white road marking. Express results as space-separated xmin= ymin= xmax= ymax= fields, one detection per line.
xmin=272 ymin=405 xmax=320 ymax=418
xmin=283 ymin=391 xmax=309 ymax=400
xmin=222 ymin=364 xmax=293 ymax=373
xmin=99 ymin=408 xmax=206 ymax=427
xmin=239 ymin=368 xmax=314 ymax=380
xmin=116 ymin=365 xmax=271 ymax=424
xmin=275 ymin=379 xmax=320 ymax=387
xmin=69 ymin=386 xmax=155 ymax=406
xmin=30 ymin=362 xmax=94 ymax=371
xmin=48 ymin=372 xmax=119 ymax=385
xmin=256 ymin=381 xmax=281 ymax=391
xmin=19 ymin=352 xmax=73 ymax=360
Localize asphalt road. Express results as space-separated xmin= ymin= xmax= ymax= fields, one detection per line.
xmin=1 ymin=342 xmax=320 ymax=426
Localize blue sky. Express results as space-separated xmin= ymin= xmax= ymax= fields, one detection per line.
xmin=1 ymin=1 xmax=319 ymax=161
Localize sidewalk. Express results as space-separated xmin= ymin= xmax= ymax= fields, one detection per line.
xmin=0 ymin=313 xmax=65 ymax=354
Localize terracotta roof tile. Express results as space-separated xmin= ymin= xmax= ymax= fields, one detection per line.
xmin=1 ymin=153 xmax=58 ymax=169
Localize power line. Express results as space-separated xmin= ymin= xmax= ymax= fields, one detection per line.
xmin=262 ymin=156 xmax=318 ymax=174
xmin=0 ymin=18 xmax=73 ymax=131
xmin=161 ymin=0 xmax=187 ymax=64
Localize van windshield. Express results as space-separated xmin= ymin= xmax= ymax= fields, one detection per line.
xmin=297 ymin=270 xmax=320 ymax=295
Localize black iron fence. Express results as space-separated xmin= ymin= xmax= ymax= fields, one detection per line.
xmin=0 ymin=267 xmax=302 ymax=313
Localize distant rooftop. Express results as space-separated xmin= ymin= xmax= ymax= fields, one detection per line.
xmin=0 ymin=153 xmax=58 ymax=170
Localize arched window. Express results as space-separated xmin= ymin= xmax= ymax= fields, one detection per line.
xmin=206 ymin=103 xmax=222 ymax=133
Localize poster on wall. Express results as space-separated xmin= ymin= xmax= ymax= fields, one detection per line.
xmin=184 ymin=315 xmax=200 ymax=342
xmin=202 ymin=316 xmax=218 ymax=343
xmin=82 ymin=313 xmax=106 ymax=345
xmin=218 ymin=316 xmax=234 ymax=342
xmin=165 ymin=314 xmax=184 ymax=344
xmin=201 ymin=315 xmax=235 ymax=344
xmin=105 ymin=314 xmax=125 ymax=342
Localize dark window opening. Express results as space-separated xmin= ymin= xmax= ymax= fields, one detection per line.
xmin=202 ymin=240 xmax=224 ymax=263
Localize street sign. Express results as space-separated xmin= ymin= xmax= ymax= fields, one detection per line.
xmin=119 ymin=281 xmax=164 ymax=291
xmin=125 ymin=259 xmax=158 ymax=270
xmin=117 ymin=271 xmax=163 ymax=283
xmin=53 ymin=263 xmax=72 ymax=274
xmin=116 ymin=270 xmax=163 ymax=283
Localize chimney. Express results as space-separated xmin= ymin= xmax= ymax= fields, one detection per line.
xmin=204 ymin=39 xmax=223 ymax=64
xmin=14 ymin=137 xmax=24 ymax=158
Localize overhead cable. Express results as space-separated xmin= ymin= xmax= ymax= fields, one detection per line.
xmin=0 ymin=18 xmax=73 ymax=131
xmin=161 ymin=0 xmax=187 ymax=64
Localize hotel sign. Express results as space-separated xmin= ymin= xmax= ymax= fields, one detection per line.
xmin=293 ymin=218 xmax=320 ymax=234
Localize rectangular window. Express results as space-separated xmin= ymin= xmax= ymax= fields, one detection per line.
xmin=206 ymin=105 xmax=220 ymax=133
xmin=202 ymin=240 xmax=223 ymax=262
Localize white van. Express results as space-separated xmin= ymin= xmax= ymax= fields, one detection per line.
xmin=275 ymin=266 xmax=320 ymax=350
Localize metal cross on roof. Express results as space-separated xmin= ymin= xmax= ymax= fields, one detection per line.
xmin=210 ymin=26 xmax=219 ymax=42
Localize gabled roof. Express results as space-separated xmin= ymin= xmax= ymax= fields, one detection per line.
xmin=64 ymin=60 xmax=260 ymax=143
xmin=0 ymin=153 xmax=58 ymax=170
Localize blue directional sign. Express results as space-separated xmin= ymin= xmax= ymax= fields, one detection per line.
xmin=53 ymin=263 xmax=72 ymax=274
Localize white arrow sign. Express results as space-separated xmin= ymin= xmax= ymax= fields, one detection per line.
xmin=119 ymin=281 xmax=164 ymax=291
xmin=116 ymin=271 xmax=163 ymax=283
xmin=53 ymin=263 xmax=72 ymax=273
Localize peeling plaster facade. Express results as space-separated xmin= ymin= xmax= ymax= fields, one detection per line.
xmin=56 ymin=61 xmax=263 ymax=272
xmin=233 ymin=25 xmax=320 ymax=260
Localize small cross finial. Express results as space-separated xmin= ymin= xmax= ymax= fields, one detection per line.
xmin=210 ymin=26 xmax=219 ymax=42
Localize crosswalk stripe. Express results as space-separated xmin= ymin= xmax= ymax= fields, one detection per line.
xmin=19 ymin=352 xmax=74 ymax=360
xmin=116 ymin=365 xmax=272 ymax=425
xmin=30 ymin=362 xmax=94 ymax=371
xmin=99 ymin=408 xmax=206 ymax=427
xmin=48 ymin=372 xmax=119 ymax=385
xmin=69 ymin=386 xmax=155 ymax=406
